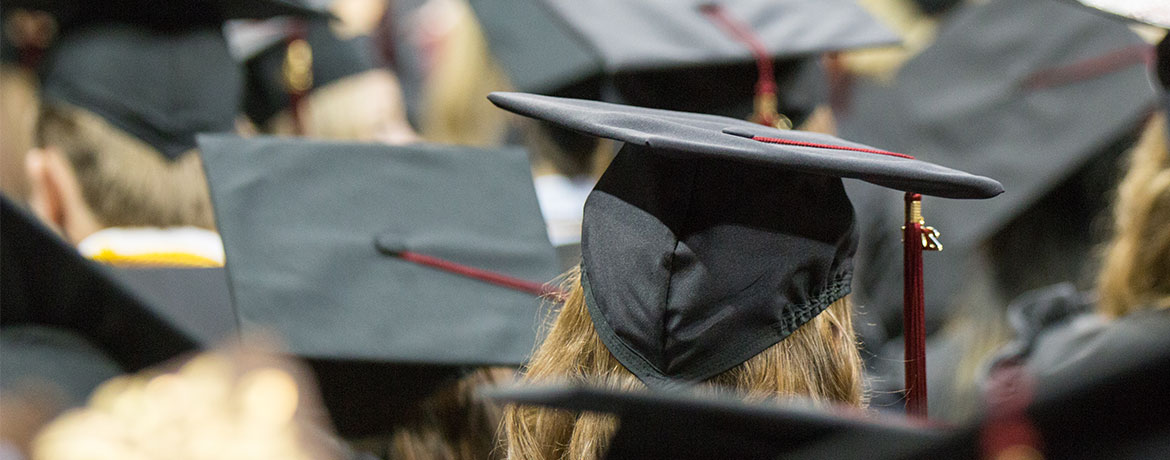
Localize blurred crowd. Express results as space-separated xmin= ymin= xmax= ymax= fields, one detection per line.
xmin=0 ymin=0 xmax=1167 ymax=459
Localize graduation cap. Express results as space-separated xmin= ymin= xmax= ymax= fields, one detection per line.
xmin=27 ymin=0 xmax=329 ymax=160
xmin=104 ymin=267 xmax=237 ymax=346
xmin=469 ymin=0 xmax=899 ymax=126
xmin=227 ymin=17 xmax=377 ymax=129
xmin=835 ymin=0 xmax=1158 ymax=343
xmin=903 ymin=312 xmax=1170 ymax=460
xmin=487 ymin=385 xmax=945 ymax=460
xmin=1 ymin=0 xmax=330 ymax=32
xmin=0 ymin=196 xmax=199 ymax=373
xmin=196 ymin=135 xmax=562 ymax=436
xmin=488 ymin=92 xmax=1002 ymax=415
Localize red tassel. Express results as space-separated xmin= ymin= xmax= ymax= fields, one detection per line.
xmin=903 ymin=192 xmax=929 ymax=418
xmin=394 ymin=250 xmax=561 ymax=298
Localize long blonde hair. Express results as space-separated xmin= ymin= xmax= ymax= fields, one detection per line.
xmin=502 ymin=269 xmax=865 ymax=460
xmin=1097 ymin=112 xmax=1170 ymax=316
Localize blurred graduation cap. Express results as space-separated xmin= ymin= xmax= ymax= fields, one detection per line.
xmin=24 ymin=0 xmax=329 ymax=160
xmin=835 ymin=0 xmax=1158 ymax=339
xmin=905 ymin=314 xmax=1170 ymax=459
xmin=469 ymin=0 xmax=899 ymax=126
xmin=0 ymin=196 xmax=199 ymax=373
xmin=1 ymin=0 xmax=330 ymax=32
xmin=196 ymin=135 xmax=561 ymax=436
xmin=488 ymin=385 xmax=944 ymax=460
xmin=104 ymin=267 xmax=237 ymax=346
xmin=488 ymin=92 xmax=1001 ymax=414
xmin=226 ymin=17 xmax=377 ymax=128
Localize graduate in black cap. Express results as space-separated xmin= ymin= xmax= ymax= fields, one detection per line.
xmin=835 ymin=0 xmax=1160 ymax=420
xmin=982 ymin=0 xmax=1169 ymax=387
xmin=16 ymin=0 xmax=324 ymax=266
xmin=227 ymin=14 xmax=418 ymax=143
xmin=485 ymin=92 xmax=1002 ymax=459
xmin=196 ymin=135 xmax=561 ymax=457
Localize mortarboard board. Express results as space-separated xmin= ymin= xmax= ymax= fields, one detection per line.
xmin=487 ymin=92 xmax=1002 ymax=415
xmin=0 ymin=196 xmax=199 ymax=372
xmin=488 ymin=384 xmax=944 ymax=460
xmin=196 ymin=135 xmax=561 ymax=436
xmin=469 ymin=0 xmax=899 ymax=125
xmin=835 ymin=0 xmax=1159 ymax=340
xmin=1 ymin=0 xmax=330 ymax=32
xmin=228 ymin=18 xmax=378 ymax=127
xmin=25 ymin=0 xmax=330 ymax=160
xmin=104 ymin=267 xmax=237 ymax=346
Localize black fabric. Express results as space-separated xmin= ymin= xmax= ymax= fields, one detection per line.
xmin=2 ymin=0 xmax=330 ymax=32
xmin=242 ymin=18 xmax=377 ymax=125
xmin=105 ymin=267 xmax=237 ymax=346
xmin=38 ymin=24 xmax=242 ymax=160
xmin=909 ymin=310 xmax=1170 ymax=459
xmin=197 ymin=136 xmax=561 ymax=435
xmin=581 ymin=145 xmax=856 ymax=386
xmin=489 ymin=92 xmax=1002 ymax=387
xmin=837 ymin=0 xmax=1156 ymax=340
xmin=0 ymin=326 xmax=125 ymax=409
xmin=469 ymin=0 xmax=896 ymax=119
xmin=488 ymin=385 xmax=942 ymax=460
xmin=0 ymin=196 xmax=199 ymax=372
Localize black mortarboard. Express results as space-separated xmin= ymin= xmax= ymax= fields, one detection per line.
xmin=196 ymin=135 xmax=561 ymax=436
xmin=905 ymin=314 xmax=1170 ymax=460
xmin=230 ymin=18 xmax=377 ymax=126
xmin=2 ymin=0 xmax=330 ymax=32
xmin=104 ymin=267 xmax=237 ymax=347
xmin=488 ymin=92 xmax=1002 ymax=389
xmin=28 ymin=0 xmax=329 ymax=160
xmin=835 ymin=0 xmax=1158 ymax=337
xmin=470 ymin=0 xmax=898 ymax=124
xmin=488 ymin=385 xmax=943 ymax=460
xmin=0 ymin=196 xmax=198 ymax=372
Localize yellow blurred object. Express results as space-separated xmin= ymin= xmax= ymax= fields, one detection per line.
xmin=31 ymin=349 xmax=333 ymax=460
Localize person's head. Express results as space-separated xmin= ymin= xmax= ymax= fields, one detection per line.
xmin=25 ymin=103 xmax=216 ymax=244
xmin=504 ymin=269 xmax=863 ymax=460
xmin=21 ymin=20 xmax=253 ymax=243
xmin=236 ymin=19 xmax=418 ymax=144
xmin=1097 ymin=112 xmax=1170 ymax=317
xmin=489 ymin=92 xmax=1002 ymax=460
xmin=261 ymin=68 xmax=417 ymax=144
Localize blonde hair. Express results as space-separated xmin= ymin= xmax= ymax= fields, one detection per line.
xmin=264 ymin=69 xmax=418 ymax=144
xmin=503 ymin=269 xmax=865 ymax=460
xmin=35 ymin=103 xmax=215 ymax=230
xmin=1097 ymin=112 xmax=1170 ymax=316
xmin=418 ymin=0 xmax=511 ymax=147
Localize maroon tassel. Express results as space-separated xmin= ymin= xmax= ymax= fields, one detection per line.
xmin=903 ymin=192 xmax=930 ymax=417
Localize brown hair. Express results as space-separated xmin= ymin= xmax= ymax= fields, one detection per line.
xmin=1097 ymin=112 xmax=1170 ymax=316
xmin=502 ymin=269 xmax=865 ymax=460
xmin=386 ymin=368 xmax=511 ymax=460
xmin=34 ymin=103 xmax=215 ymax=230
